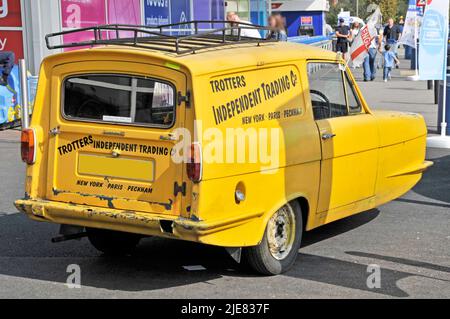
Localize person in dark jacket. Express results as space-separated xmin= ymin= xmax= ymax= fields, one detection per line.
xmin=383 ymin=18 xmax=402 ymax=66
xmin=335 ymin=18 xmax=350 ymax=59
xmin=0 ymin=51 xmax=15 ymax=86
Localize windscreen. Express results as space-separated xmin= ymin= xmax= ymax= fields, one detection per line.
xmin=63 ymin=75 xmax=175 ymax=127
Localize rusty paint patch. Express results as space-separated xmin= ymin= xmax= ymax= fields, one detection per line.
xmin=84 ymin=209 xmax=162 ymax=225
xmin=51 ymin=188 xmax=173 ymax=210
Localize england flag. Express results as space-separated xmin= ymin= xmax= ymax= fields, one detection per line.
xmin=350 ymin=7 xmax=383 ymax=67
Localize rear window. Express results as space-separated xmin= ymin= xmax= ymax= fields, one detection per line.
xmin=63 ymin=75 xmax=176 ymax=127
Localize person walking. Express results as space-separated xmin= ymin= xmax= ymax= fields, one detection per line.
xmin=383 ymin=44 xmax=400 ymax=82
xmin=383 ymin=18 xmax=402 ymax=66
xmin=376 ymin=28 xmax=385 ymax=69
xmin=398 ymin=16 xmax=405 ymax=34
xmin=335 ymin=18 xmax=350 ymax=59
xmin=363 ymin=30 xmax=382 ymax=81
xmin=0 ymin=51 xmax=15 ymax=86
xmin=267 ymin=14 xmax=288 ymax=41
xmin=226 ymin=12 xmax=261 ymax=39
xmin=349 ymin=22 xmax=361 ymax=45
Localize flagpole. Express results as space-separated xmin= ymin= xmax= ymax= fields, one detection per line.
xmin=408 ymin=11 xmax=420 ymax=81
xmin=442 ymin=74 xmax=448 ymax=137
xmin=414 ymin=12 xmax=419 ymax=78
xmin=441 ymin=2 xmax=449 ymax=137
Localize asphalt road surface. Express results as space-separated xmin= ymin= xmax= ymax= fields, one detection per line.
xmin=0 ymin=135 xmax=449 ymax=299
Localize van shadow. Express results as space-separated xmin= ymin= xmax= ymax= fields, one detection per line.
xmin=287 ymin=252 xmax=449 ymax=298
xmin=0 ymin=209 xmax=392 ymax=294
xmin=301 ymin=209 xmax=380 ymax=248
xmin=286 ymin=213 xmax=449 ymax=298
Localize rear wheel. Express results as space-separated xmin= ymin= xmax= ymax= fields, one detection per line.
xmin=243 ymin=201 xmax=303 ymax=275
xmin=86 ymin=227 xmax=141 ymax=256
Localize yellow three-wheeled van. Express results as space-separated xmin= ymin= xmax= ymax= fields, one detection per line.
xmin=15 ymin=23 xmax=432 ymax=275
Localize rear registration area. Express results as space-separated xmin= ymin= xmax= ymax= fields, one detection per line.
xmin=43 ymin=61 xmax=188 ymax=216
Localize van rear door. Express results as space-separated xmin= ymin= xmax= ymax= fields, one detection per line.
xmin=46 ymin=61 xmax=187 ymax=216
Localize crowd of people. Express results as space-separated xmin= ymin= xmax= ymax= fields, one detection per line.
xmin=335 ymin=16 xmax=405 ymax=82
xmin=225 ymin=11 xmax=288 ymax=42
xmin=225 ymin=11 xmax=406 ymax=84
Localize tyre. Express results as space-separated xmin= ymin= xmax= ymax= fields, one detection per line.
xmin=243 ymin=201 xmax=303 ymax=275
xmin=86 ymin=227 xmax=141 ymax=256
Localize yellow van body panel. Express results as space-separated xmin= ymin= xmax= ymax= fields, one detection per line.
xmin=15 ymin=42 xmax=431 ymax=247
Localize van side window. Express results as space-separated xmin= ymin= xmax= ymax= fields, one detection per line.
xmin=344 ymin=72 xmax=363 ymax=114
xmin=307 ymin=63 xmax=348 ymax=120
xmin=63 ymin=75 xmax=175 ymax=127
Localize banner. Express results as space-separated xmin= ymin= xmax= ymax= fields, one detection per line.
xmin=419 ymin=0 xmax=449 ymax=80
xmin=170 ymin=0 xmax=191 ymax=35
xmin=61 ymin=0 xmax=106 ymax=28
xmin=193 ymin=0 xmax=225 ymax=29
xmin=108 ymin=0 xmax=141 ymax=25
xmin=349 ymin=7 xmax=382 ymax=67
xmin=399 ymin=0 xmax=420 ymax=48
xmin=144 ymin=0 xmax=171 ymax=26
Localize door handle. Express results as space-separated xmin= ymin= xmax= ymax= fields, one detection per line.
xmin=322 ymin=133 xmax=336 ymax=140
xmin=160 ymin=134 xmax=177 ymax=141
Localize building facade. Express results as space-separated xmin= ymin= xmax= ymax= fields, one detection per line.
xmin=0 ymin=0 xmax=329 ymax=74
xmin=0 ymin=0 xmax=268 ymax=74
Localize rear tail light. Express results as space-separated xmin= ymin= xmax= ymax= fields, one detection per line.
xmin=187 ymin=142 xmax=202 ymax=183
xmin=21 ymin=128 xmax=36 ymax=165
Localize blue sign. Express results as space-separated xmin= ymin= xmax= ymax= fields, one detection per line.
xmin=0 ymin=65 xmax=37 ymax=129
xmin=170 ymin=0 xmax=191 ymax=35
xmin=419 ymin=0 xmax=449 ymax=80
xmin=144 ymin=0 xmax=171 ymax=26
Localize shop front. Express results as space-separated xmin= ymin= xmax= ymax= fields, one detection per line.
xmin=271 ymin=0 xmax=329 ymax=37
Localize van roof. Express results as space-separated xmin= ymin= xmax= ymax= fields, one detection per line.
xmin=47 ymin=42 xmax=338 ymax=77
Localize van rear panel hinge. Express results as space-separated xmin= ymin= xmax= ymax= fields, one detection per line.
xmin=174 ymin=182 xmax=187 ymax=197
xmin=178 ymin=91 xmax=191 ymax=108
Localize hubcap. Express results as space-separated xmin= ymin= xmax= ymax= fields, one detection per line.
xmin=267 ymin=204 xmax=296 ymax=260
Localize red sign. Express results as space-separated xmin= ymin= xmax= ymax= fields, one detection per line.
xmin=0 ymin=0 xmax=22 ymax=27
xmin=0 ymin=0 xmax=24 ymax=60
xmin=271 ymin=3 xmax=282 ymax=10
xmin=416 ymin=0 xmax=427 ymax=7
xmin=0 ymin=30 xmax=23 ymax=61
xmin=301 ymin=16 xmax=313 ymax=26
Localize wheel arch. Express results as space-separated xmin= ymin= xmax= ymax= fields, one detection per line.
xmin=295 ymin=196 xmax=310 ymax=231
xmin=254 ymin=193 xmax=311 ymax=245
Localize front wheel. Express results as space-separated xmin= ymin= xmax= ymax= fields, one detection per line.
xmin=86 ymin=227 xmax=141 ymax=256
xmin=243 ymin=201 xmax=303 ymax=275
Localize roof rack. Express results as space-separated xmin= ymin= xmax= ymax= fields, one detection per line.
xmin=45 ymin=21 xmax=279 ymax=55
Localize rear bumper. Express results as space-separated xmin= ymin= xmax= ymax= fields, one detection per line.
xmin=14 ymin=199 xmax=264 ymax=247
